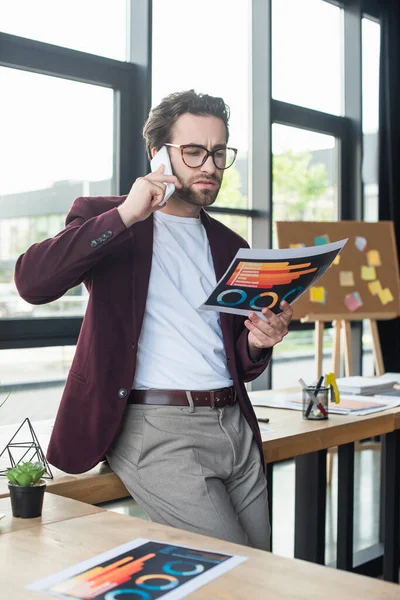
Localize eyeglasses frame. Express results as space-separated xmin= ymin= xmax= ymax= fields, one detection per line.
xmin=164 ymin=143 xmax=238 ymax=170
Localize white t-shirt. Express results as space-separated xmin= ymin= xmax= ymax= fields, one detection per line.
xmin=133 ymin=210 xmax=233 ymax=390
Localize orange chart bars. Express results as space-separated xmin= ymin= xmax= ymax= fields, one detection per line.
xmin=226 ymin=261 xmax=318 ymax=289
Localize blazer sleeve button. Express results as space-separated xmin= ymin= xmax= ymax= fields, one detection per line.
xmin=118 ymin=388 xmax=128 ymax=398
xmin=90 ymin=240 xmax=98 ymax=248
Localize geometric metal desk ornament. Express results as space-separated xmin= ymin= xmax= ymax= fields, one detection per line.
xmin=0 ymin=417 xmax=53 ymax=479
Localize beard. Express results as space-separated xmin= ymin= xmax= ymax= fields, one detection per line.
xmin=173 ymin=175 xmax=221 ymax=207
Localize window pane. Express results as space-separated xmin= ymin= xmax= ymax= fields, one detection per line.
xmin=272 ymin=125 xmax=337 ymax=246
xmin=362 ymin=18 xmax=380 ymax=223
xmin=152 ymin=0 xmax=250 ymax=209
xmin=0 ymin=68 xmax=114 ymax=318
xmin=272 ymin=328 xmax=333 ymax=389
xmin=272 ymin=0 xmax=343 ymax=115
xmin=0 ymin=0 xmax=128 ymax=61
xmin=0 ymin=346 xmax=74 ymax=425
xmin=209 ymin=214 xmax=249 ymax=242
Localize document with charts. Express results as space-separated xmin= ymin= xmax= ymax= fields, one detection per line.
xmin=200 ymin=239 xmax=347 ymax=317
xmin=26 ymin=538 xmax=247 ymax=600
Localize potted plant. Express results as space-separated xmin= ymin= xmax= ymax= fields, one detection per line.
xmin=6 ymin=461 xmax=46 ymax=518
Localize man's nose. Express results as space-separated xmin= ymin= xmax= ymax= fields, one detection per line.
xmin=200 ymin=154 xmax=217 ymax=175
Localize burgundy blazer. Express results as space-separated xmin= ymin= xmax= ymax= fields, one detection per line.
xmin=14 ymin=197 xmax=271 ymax=474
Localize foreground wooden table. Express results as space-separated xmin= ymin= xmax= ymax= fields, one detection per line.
xmin=0 ymin=508 xmax=398 ymax=599
xmin=0 ymin=492 xmax=103 ymax=535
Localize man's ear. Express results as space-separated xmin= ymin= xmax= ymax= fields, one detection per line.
xmin=150 ymin=147 xmax=157 ymax=159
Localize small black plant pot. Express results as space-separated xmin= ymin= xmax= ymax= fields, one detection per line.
xmin=8 ymin=480 xmax=46 ymax=518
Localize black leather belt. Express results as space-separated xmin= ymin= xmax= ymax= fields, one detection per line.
xmin=127 ymin=386 xmax=237 ymax=409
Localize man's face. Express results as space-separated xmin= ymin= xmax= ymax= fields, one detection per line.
xmin=166 ymin=114 xmax=227 ymax=208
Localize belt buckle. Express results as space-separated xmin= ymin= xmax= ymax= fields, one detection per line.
xmin=210 ymin=390 xmax=218 ymax=409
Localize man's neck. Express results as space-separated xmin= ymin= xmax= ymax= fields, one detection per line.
xmin=159 ymin=197 xmax=201 ymax=219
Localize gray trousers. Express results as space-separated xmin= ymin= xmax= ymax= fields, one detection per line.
xmin=106 ymin=400 xmax=270 ymax=551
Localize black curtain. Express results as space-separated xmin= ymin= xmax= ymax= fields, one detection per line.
xmin=377 ymin=0 xmax=400 ymax=372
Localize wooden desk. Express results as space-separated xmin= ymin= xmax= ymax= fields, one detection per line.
xmin=250 ymin=389 xmax=400 ymax=583
xmin=0 ymin=420 xmax=128 ymax=503
xmin=0 ymin=492 xmax=103 ymax=535
xmin=1 ymin=406 xmax=398 ymax=502
xmin=255 ymin=402 xmax=398 ymax=464
xmin=1 ymin=509 xmax=398 ymax=599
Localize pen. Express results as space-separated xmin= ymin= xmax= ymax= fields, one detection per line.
xmin=257 ymin=417 xmax=270 ymax=423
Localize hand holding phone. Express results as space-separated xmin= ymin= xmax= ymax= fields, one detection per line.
xmin=150 ymin=146 xmax=176 ymax=206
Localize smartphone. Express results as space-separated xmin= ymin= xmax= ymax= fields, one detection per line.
xmin=150 ymin=146 xmax=175 ymax=206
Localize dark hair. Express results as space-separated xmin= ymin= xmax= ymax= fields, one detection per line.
xmin=142 ymin=90 xmax=230 ymax=159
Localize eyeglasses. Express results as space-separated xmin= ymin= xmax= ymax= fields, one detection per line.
xmin=165 ymin=143 xmax=237 ymax=170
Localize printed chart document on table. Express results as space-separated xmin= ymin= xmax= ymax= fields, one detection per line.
xmin=27 ymin=538 xmax=247 ymax=600
xmin=200 ymin=239 xmax=347 ymax=317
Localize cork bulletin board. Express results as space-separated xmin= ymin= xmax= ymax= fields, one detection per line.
xmin=276 ymin=221 xmax=400 ymax=321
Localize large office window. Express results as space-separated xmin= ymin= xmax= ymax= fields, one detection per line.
xmin=0 ymin=1 xmax=382 ymax=414
xmin=152 ymin=0 xmax=252 ymax=241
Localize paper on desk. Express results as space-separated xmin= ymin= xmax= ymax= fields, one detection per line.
xmin=250 ymin=390 xmax=400 ymax=416
xmin=200 ymin=239 xmax=347 ymax=317
xmin=26 ymin=537 xmax=247 ymax=600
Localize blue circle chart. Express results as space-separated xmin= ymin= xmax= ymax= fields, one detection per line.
xmin=217 ymin=289 xmax=247 ymax=306
xmin=281 ymin=286 xmax=303 ymax=303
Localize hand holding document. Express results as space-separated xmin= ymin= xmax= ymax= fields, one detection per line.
xmin=200 ymin=239 xmax=347 ymax=317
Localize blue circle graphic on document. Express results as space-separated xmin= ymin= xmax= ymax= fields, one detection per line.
xmin=281 ymin=285 xmax=303 ymax=303
xmin=217 ymin=289 xmax=247 ymax=306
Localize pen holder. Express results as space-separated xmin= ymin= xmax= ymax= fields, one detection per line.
xmin=302 ymin=385 xmax=331 ymax=420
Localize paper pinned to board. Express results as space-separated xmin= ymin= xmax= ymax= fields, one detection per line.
xmin=200 ymin=239 xmax=348 ymax=317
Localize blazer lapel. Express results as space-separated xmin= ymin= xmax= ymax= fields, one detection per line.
xmin=131 ymin=214 xmax=154 ymax=340
xmin=201 ymin=210 xmax=235 ymax=346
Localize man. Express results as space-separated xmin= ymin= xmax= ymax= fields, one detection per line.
xmin=15 ymin=90 xmax=293 ymax=550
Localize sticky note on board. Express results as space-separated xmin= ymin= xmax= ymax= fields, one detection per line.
xmin=378 ymin=288 xmax=394 ymax=305
xmin=355 ymin=236 xmax=367 ymax=251
xmin=361 ymin=266 xmax=377 ymax=281
xmin=367 ymin=250 xmax=381 ymax=267
xmin=368 ymin=280 xmax=383 ymax=295
xmin=310 ymin=287 xmax=326 ymax=303
xmin=340 ymin=271 xmax=355 ymax=286
xmin=344 ymin=291 xmax=363 ymax=312
xmin=333 ymin=254 xmax=341 ymax=266
xmin=314 ymin=235 xmax=330 ymax=246
xmin=289 ymin=243 xmax=306 ymax=248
